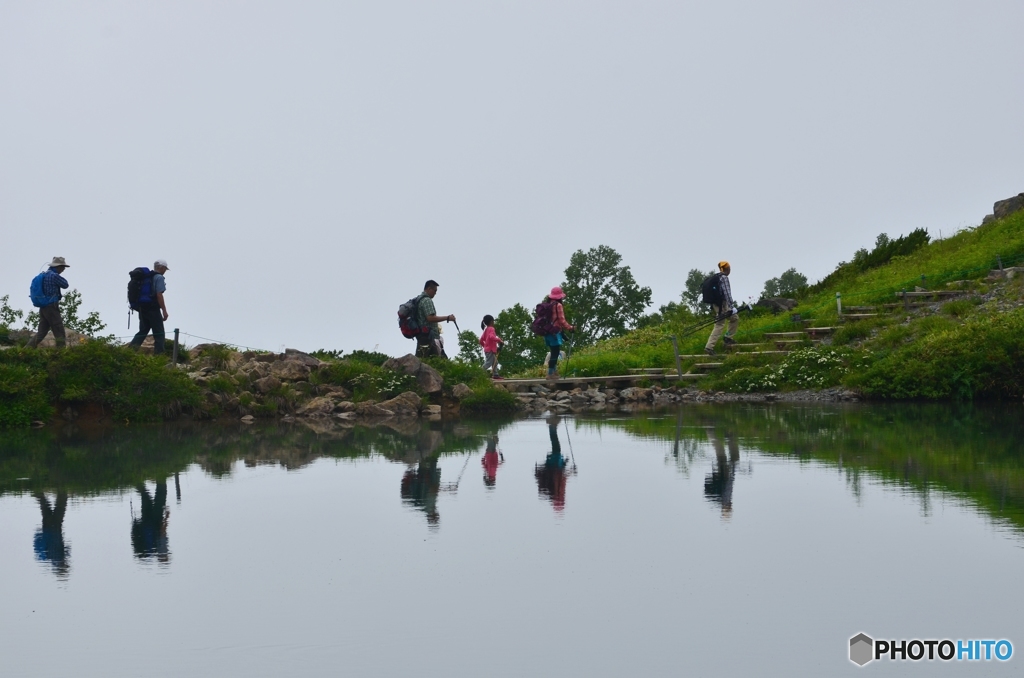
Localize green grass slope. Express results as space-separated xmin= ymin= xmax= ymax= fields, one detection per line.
xmin=557 ymin=209 xmax=1024 ymax=400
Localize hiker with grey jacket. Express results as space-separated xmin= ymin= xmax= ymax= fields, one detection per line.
xmin=27 ymin=257 xmax=71 ymax=348
xmin=129 ymin=260 xmax=171 ymax=355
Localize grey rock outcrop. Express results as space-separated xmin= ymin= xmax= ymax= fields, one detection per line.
xmin=271 ymin=360 xmax=311 ymax=381
xmin=451 ymin=383 xmax=474 ymax=400
xmin=377 ymin=391 xmax=422 ymax=416
xmin=381 ymin=354 xmax=444 ymax=393
xmin=297 ymin=396 xmax=337 ymax=417
xmin=982 ymin=192 xmax=1024 ymax=225
xmin=756 ymin=297 xmax=798 ymax=314
xmin=254 ymin=376 xmax=282 ymax=394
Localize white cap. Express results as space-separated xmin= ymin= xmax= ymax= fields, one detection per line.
xmin=154 ymin=259 xmax=169 ymax=270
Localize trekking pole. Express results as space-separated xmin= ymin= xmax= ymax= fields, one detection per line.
xmin=563 ymin=417 xmax=577 ymax=470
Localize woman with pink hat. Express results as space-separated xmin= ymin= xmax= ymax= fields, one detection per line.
xmin=537 ymin=286 xmax=574 ymax=381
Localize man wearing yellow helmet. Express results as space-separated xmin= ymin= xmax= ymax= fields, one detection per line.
xmin=705 ymin=261 xmax=738 ymax=356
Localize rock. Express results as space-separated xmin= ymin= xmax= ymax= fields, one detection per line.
xmin=378 ymin=391 xmax=422 ymax=416
xmin=756 ymin=297 xmax=798 ymax=314
xmin=334 ymin=411 xmax=356 ymax=420
xmin=318 ymin=385 xmax=352 ymax=399
xmin=241 ymin=361 xmax=272 ymax=378
xmin=297 ymin=396 xmax=337 ymax=417
xmin=423 ymin=404 xmax=442 ymax=415
xmin=283 ymin=349 xmax=322 ymax=367
xmin=254 ymin=376 xmax=282 ymax=394
xmin=983 ymin=192 xmax=1024 ymax=224
xmin=225 ymin=397 xmax=241 ymax=411
xmin=334 ymin=401 xmax=355 ymax=413
xmin=253 ymin=353 xmax=280 ymax=363
xmin=354 ymin=401 xmax=395 ymax=417
xmin=271 ymin=360 xmax=311 ymax=381
xmin=292 ymin=381 xmax=312 ymax=395
xmin=452 ymin=383 xmax=474 ymax=400
xmin=240 ymin=414 xmax=255 ymax=424
xmin=620 ymin=387 xmax=653 ymax=402
xmin=382 ymin=353 xmax=444 ymax=393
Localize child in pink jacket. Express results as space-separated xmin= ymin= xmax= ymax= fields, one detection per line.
xmin=479 ymin=315 xmax=503 ymax=379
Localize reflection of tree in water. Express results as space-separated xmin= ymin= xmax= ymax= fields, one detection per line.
xmin=34 ymin=492 xmax=70 ymax=578
xmin=536 ymin=416 xmax=573 ymax=512
xmin=131 ymin=481 xmax=170 ymax=563
xmin=704 ymin=433 xmax=739 ymax=519
xmin=401 ymin=458 xmax=441 ymax=528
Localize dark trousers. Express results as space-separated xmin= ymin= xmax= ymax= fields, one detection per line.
xmin=131 ymin=306 xmax=165 ymax=354
xmin=27 ymin=304 xmax=65 ymax=348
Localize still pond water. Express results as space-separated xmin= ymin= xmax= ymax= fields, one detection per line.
xmin=1 ymin=404 xmax=1022 ymax=677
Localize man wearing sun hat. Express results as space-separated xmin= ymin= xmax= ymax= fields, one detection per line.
xmin=130 ymin=259 xmax=171 ymax=355
xmin=705 ymin=261 xmax=738 ymax=356
xmin=27 ymin=256 xmax=72 ymax=348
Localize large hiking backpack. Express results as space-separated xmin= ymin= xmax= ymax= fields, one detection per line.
xmin=29 ymin=271 xmax=57 ymax=308
xmin=531 ymin=300 xmax=559 ymax=336
xmin=398 ymin=294 xmax=430 ymax=339
xmin=127 ymin=267 xmax=156 ymax=311
xmin=700 ymin=273 xmax=724 ymax=306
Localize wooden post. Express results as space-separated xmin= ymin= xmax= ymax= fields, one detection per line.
xmin=670 ymin=335 xmax=682 ymax=377
xmin=902 ymin=289 xmax=908 ymax=312
xmin=172 ymin=328 xmax=180 ymax=364
xmin=836 ymin=292 xmax=842 ymax=318
xmin=998 ymin=255 xmax=1003 ymax=271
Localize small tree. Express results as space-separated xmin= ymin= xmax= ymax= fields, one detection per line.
xmin=494 ymin=303 xmax=548 ymax=374
xmin=24 ymin=289 xmax=108 ymax=337
xmin=561 ymin=245 xmax=652 ymax=346
xmin=456 ymin=329 xmax=483 ymax=364
xmin=683 ymin=269 xmax=715 ymax=315
xmin=761 ymin=268 xmax=808 ymax=299
xmin=0 ymin=295 xmax=24 ymax=328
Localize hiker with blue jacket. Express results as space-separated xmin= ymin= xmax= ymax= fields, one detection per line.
xmin=705 ymin=261 xmax=739 ymax=356
xmin=26 ymin=256 xmax=71 ymax=348
xmin=129 ymin=260 xmax=170 ymax=355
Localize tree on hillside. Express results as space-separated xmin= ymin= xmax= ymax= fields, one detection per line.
xmin=0 ymin=295 xmax=24 ymax=328
xmin=456 ymin=330 xmax=483 ymax=364
xmin=683 ymin=269 xmax=715 ymax=315
xmin=561 ymin=245 xmax=652 ymax=346
xmin=761 ymin=268 xmax=808 ymax=299
xmin=494 ymin=304 xmax=548 ymax=374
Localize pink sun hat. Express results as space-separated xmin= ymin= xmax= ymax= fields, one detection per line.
xmin=549 ymin=286 xmax=566 ymax=300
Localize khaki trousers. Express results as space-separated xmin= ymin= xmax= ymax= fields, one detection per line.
xmin=705 ymin=303 xmax=738 ymax=350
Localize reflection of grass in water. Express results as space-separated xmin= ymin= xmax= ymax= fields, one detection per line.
xmin=0 ymin=416 xmax=518 ymax=496
xmin=580 ymin=404 xmax=1024 ymax=534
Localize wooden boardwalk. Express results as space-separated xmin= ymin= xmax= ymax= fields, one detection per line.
xmin=499 ymin=373 xmax=704 ymax=389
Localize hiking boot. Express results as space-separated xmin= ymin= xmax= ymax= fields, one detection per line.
xmin=491 ymin=375 xmax=504 ymax=380
xmin=723 ymin=336 xmax=736 ymax=346
xmin=704 ymin=347 xmax=716 ymax=357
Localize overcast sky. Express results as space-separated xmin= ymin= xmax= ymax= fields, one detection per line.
xmin=2 ymin=1 xmax=1022 ymax=356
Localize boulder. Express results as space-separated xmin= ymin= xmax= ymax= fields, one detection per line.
xmin=241 ymin=361 xmax=271 ymax=378
xmin=423 ymin=404 xmax=442 ymax=415
xmin=240 ymin=414 xmax=255 ymax=424
xmin=378 ymin=391 xmax=422 ymax=416
xmin=271 ymin=360 xmax=311 ymax=381
xmin=284 ymin=349 xmax=323 ymax=367
xmin=451 ymin=383 xmax=474 ymax=400
xmin=318 ymin=385 xmax=352 ymax=399
xmin=254 ymin=376 xmax=282 ymax=394
xmin=297 ymin=396 xmax=337 ymax=417
xmin=334 ymin=401 xmax=355 ymax=413
xmin=620 ymin=387 xmax=653 ymax=402
xmin=382 ymin=353 xmax=444 ymax=393
xmin=983 ymin=192 xmax=1024 ymax=224
xmin=354 ymin=401 xmax=395 ymax=417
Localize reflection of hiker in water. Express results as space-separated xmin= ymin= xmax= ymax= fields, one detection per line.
xmin=34 ymin=492 xmax=70 ymax=577
xmin=704 ymin=433 xmax=740 ymax=518
xmin=401 ymin=457 xmax=441 ymax=527
xmin=132 ymin=481 xmax=170 ymax=562
xmin=535 ymin=415 xmax=569 ymax=511
xmin=482 ymin=435 xmax=504 ymax=488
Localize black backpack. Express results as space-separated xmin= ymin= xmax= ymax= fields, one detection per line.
xmin=700 ymin=273 xmax=724 ymax=306
xmin=127 ymin=267 xmax=155 ymax=311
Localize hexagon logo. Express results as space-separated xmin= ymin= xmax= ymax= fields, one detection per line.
xmin=850 ymin=633 xmax=874 ymax=666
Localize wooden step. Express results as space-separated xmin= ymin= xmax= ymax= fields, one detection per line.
xmin=763 ymin=332 xmax=807 ymax=339
xmin=895 ymin=290 xmax=961 ymax=299
xmin=691 ymin=362 xmax=723 ymax=371
xmin=840 ymin=313 xmax=880 ymax=320
xmin=725 ymin=343 xmax=761 ymax=349
xmin=628 ymin=368 xmax=665 ymax=374
xmin=844 ymin=306 xmax=880 ymax=313
xmin=804 ymin=327 xmax=835 ymax=335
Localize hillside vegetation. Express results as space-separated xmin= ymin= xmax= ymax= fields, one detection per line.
xmin=549 ymin=209 xmax=1024 ymax=400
